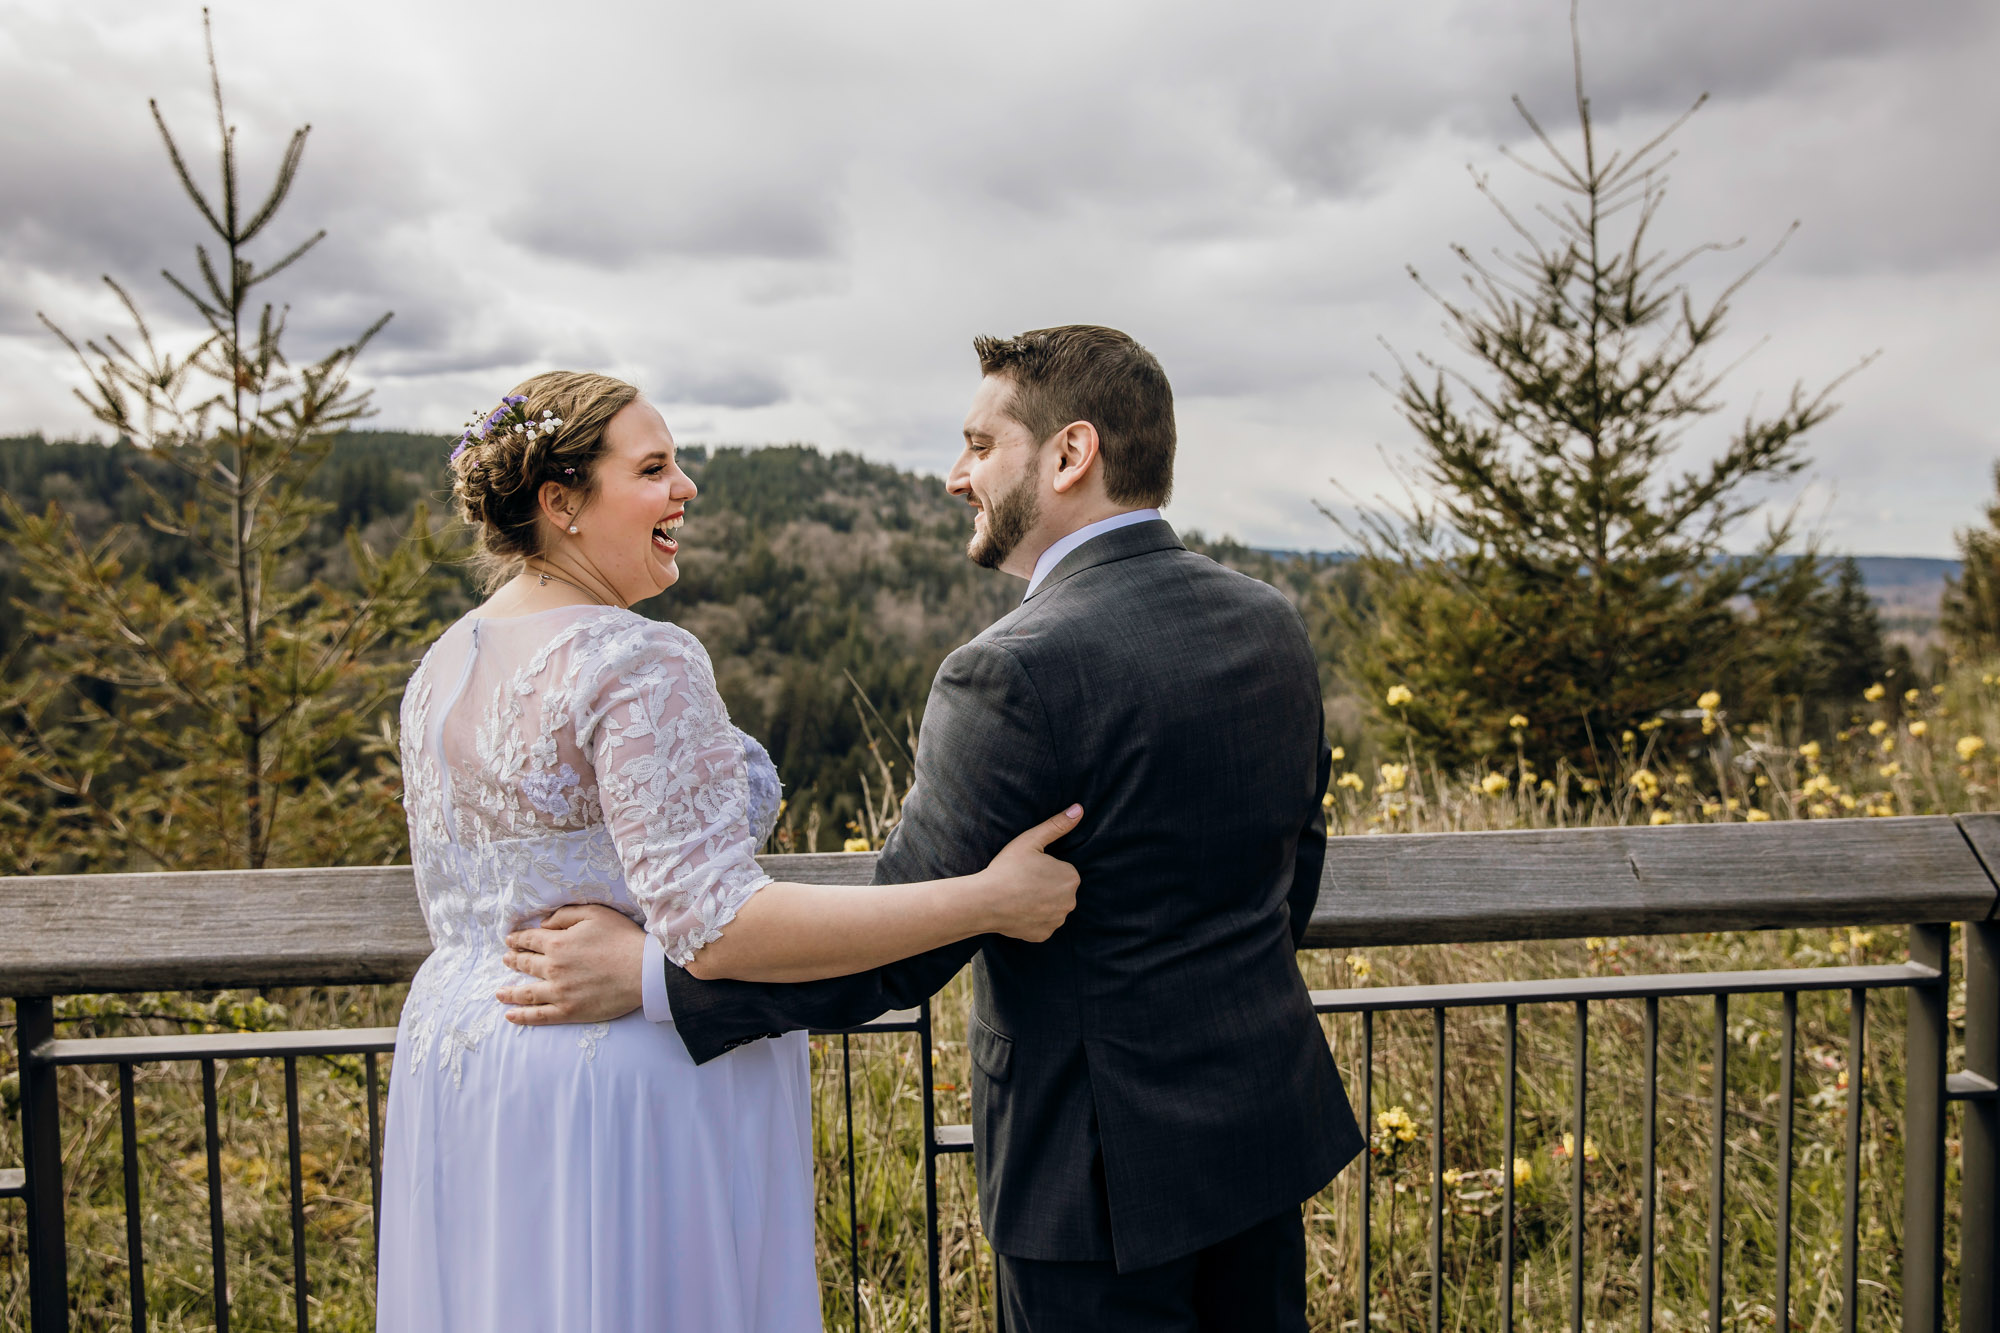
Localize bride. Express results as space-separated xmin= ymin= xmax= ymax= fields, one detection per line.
xmin=374 ymin=371 xmax=1081 ymax=1332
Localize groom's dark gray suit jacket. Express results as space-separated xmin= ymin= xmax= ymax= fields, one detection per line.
xmin=664 ymin=519 xmax=1363 ymax=1271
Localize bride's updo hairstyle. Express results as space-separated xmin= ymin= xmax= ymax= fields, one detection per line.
xmin=449 ymin=370 xmax=640 ymax=587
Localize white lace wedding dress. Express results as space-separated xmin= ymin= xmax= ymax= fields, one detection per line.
xmin=375 ymin=604 xmax=818 ymax=1332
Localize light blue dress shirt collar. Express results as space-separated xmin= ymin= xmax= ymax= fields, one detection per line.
xmin=1022 ymin=508 xmax=1162 ymax=601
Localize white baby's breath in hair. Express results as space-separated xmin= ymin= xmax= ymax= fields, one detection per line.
xmin=452 ymin=397 xmax=565 ymax=461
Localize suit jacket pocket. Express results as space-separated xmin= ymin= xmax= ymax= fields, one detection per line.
xmin=968 ymin=1012 xmax=1014 ymax=1083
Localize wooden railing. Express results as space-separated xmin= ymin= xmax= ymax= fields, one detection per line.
xmin=4 ymin=815 xmax=1998 ymax=1331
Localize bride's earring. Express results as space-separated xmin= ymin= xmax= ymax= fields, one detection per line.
xmin=567 ymin=523 xmax=579 ymax=534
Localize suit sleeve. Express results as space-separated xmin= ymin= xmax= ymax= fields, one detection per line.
xmin=1287 ymin=714 xmax=1333 ymax=952
xmin=663 ymin=635 xmax=1069 ymax=1063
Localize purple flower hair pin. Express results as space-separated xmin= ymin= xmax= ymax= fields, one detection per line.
xmin=450 ymin=394 xmax=565 ymax=462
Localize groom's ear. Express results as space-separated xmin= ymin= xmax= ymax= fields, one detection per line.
xmin=1050 ymin=421 xmax=1101 ymax=494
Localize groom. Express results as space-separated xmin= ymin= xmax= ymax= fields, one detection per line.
xmin=508 ymin=326 xmax=1362 ymax=1331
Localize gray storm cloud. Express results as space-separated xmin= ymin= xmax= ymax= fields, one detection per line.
xmin=1 ymin=0 xmax=1994 ymax=556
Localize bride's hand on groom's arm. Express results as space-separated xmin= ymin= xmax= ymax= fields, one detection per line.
xmin=497 ymin=904 xmax=647 ymax=1026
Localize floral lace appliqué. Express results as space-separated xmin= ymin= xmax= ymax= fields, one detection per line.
xmin=520 ymin=762 xmax=582 ymax=819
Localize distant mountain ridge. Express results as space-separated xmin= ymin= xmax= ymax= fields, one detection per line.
xmin=1249 ymin=544 xmax=1956 ymax=634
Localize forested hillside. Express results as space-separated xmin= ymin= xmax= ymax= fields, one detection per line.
xmin=1 ymin=429 xmax=1936 ymax=858
xmin=0 ymin=433 xmax=1024 ymax=849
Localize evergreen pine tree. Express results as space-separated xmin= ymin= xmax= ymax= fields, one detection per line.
xmin=1340 ymin=14 xmax=1864 ymax=776
xmin=1809 ymin=557 xmax=1888 ymax=704
xmin=1942 ymin=464 xmax=2000 ymax=665
xmin=0 ymin=18 xmax=448 ymax=873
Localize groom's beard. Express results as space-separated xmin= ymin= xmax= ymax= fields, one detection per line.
xmin=967 ymin=475 xmax=1040 ymax=570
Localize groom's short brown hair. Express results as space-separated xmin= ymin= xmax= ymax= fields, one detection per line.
xmin=973 ymin=325 xmax=1175 ymax=507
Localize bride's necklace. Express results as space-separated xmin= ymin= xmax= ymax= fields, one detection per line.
xmin=529 ymin=561 xmax=611 ymax=605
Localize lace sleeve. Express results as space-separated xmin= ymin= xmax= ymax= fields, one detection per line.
xmin=577 ymin=617 xmax=772 ymax=966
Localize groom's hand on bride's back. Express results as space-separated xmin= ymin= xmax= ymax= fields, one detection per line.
xmin=497 ymin=904 xmax=647 ymax=1026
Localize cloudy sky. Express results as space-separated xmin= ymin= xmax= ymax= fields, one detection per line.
xmin=2 ymin=0 xmax=1993 ymax=556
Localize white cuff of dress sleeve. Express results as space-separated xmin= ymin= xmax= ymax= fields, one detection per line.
xmin=641 ymin=932 xmax=674 ymax=1024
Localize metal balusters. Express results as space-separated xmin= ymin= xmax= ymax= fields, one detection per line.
xmin=1709 ymin=994 xmax=1727 ymax=1333
xmin=119 ymin=1062 xmax=147 ymax=1333
xmin=1841 ymin=989 xmax=1864 ymax=1333
xmin=1430 ymin=1007 xmax=1445 ymax=1333
xmin=1776 ymin=991 xmax=1796 ymax=1333
xmin=1641 ymin=996 xmax=1658 ymax=1333
xmin=1359 ymin=1009 xmax=1373 ymax=1332
xmin=200 ymin=1058 xmax=230 ymax=1333
xmin=843 ymin=1033 xmax=860 ymax=1332
xmin=1502 ymin=1003 xmax=1517 ymax=1333
xmin=284 ymin=1057 xmax=308 ymax=1333
xmin=365 ymin=1051 xmax=382 ymax=1259
xmin=1570 ymin=1000 xmax=1587 ymax=1333
xmin=1903 ymin=925 xmax=1948 ymax=1333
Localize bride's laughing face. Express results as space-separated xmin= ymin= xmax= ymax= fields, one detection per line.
xmin=563 ymin=399 xmax=697 ymax=605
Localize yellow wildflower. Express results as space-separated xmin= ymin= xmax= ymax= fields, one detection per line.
xmin=1639 ymin=718 xmax=1664 ymax=732
xmin=1539 ymin=779 xmax=1556 ymax=796
xmin=843 ymin=837 xmax=872 ymax=853
xmin=1847 ymin=927 xmax=1875 ymax=950
xmin=1378 ymin=763 xmax=1408 ymax=793
xmin=1697 ymin=690 xmax=1721 ymax=711
xmin=1650 ymin=810 xmax=1674 ymax=826
xmin=1868 ymin=720 xmax=1888 ymax=737
xmin=1512 ymin=1156 xmax=1534 ymax=1187
xmin=1554 ymin=1132 xmax=1599 ymax=1163
xmin=1621 ymin=729 xmax=1636 ymax=744
xmin=1701 ymin=802 xmax=1723 ymax=818
xmin=1879 ymin=761 xmax=1901 ymax=779
xmin=1336 ymin=771 xmax=1366 ymax=791
xmin=1801 ymin=773 xmax=1836 ymax=798
xmin=1344 ymin=954 xmax=1372 ymax=981
xmin=1881 ymin=737 xmax=1896 ymax=755
xmin=1441 ymin=1168 xmax=1463 ymax=1187
xmin=1798 ymin=740 xmax=1821 ymax=762
xmin=1725 ymin=798 xmax=1740 ymax=811
xmin=1934 ymin=684 xmax=1947 ymax=695
xmin=1508 ymin=714 xmax=1529 ymax=729
xmin=1864 ymin=683 xmax=1886 ymax=702
xmin=1959 ymin=736 xmax=1987 ymax=762
xmin=1905 ymin=688 xmax=1921 ymax=704
xmin=1385 ymin=684 xmax=1414 ymax=707
xmin=1909 ymin=720 xmax=1928 ymax=738
xmin=1481 ymin=772 xmax=1510 ymax=796
xmin=1329 ymin=746 xmax=1345 ymax=762
xmin=1322 ymin=793 xmax=1335 ymax=810
xmin=1746 ymin=809 xmax=1771 ymax=822
xmin=1376 ymin=1105 xmax=1419 ymax=1144
xmin=1630 ymin=769 xmax=1660 ymax=801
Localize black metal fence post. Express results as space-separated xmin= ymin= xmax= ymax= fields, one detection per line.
xmin=17 ymin=995 xmax=68 ymax=1333
xmin=1903 ymin=924 xmax=1949 ymax=1333
xmin=919 ymin=999 xmax=942 ymax=1333
xmin=1964 ymin=920 xmax=2000 ymax=1332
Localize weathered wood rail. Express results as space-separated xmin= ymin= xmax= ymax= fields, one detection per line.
xmin=4 ymin=814 xmax=1999 ymax=1331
